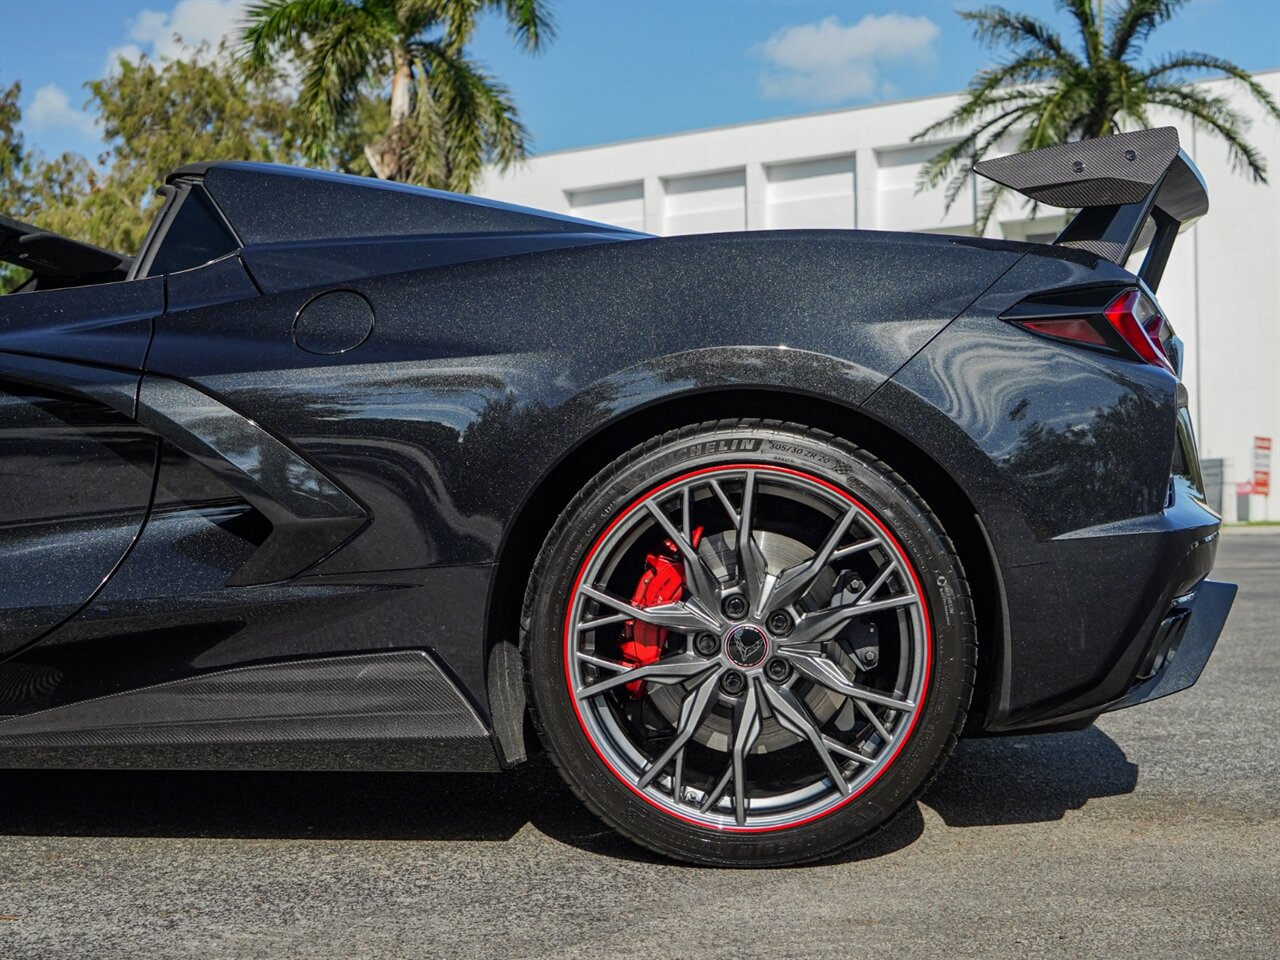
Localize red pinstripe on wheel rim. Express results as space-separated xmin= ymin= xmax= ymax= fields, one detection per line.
xmin=562 ymin=462 xmax=933 ymax=833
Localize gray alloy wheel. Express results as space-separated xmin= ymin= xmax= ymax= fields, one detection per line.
xmin=566 ymin=464 xmax=929 ymax=830
xmin=524 ymin=420 xmax=973 ymax=866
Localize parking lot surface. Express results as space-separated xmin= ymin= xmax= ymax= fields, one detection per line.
xmin=0 ymin=529 xmax=1276 ymax=959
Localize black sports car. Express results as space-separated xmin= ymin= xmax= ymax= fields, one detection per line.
xmin=0 ymin=127 xmax=1234 ymax=866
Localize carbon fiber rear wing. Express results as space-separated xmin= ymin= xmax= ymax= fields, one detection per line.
xmin=974 ymin=127 xmax=1208 ymax=291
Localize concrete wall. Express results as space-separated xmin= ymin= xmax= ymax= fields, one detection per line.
xmin=478 ymin=72 xmax=1280 ymax=520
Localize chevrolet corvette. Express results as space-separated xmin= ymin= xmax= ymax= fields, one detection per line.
xmin=0 ymin=126 xmax=1235 ymax=865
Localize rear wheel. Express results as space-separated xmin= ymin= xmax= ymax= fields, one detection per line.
xmin=523 ymin=420 xmax=974 ymax=866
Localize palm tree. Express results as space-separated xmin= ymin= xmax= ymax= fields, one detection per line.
xmin=240 ymin=0 xmax=554 ymax=191
xmin=913 ymin=0 xmax=1280 ymax=231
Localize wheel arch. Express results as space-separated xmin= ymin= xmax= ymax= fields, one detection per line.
xmin=484 ymin=387 xmax=1005 ymax=764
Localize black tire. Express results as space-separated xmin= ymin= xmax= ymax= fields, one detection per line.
xmin=522 ymin=420 xmax=974 ymax=866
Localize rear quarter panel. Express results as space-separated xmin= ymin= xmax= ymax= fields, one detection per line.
xmin=864 ymin=249 xmax=1199 ymax=727
xmin=144 ymin=230 xmax=1025 ymax=575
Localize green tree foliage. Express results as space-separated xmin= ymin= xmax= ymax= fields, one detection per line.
xmin=240 ymin=0 xmax=554 ymax=191
xmin=0 ymin=82 xmax=100 ymax=290
xmin=84 ymin=43 xmax=302 ymax=254
xmin=914 ymin=0 xmax=1280 ymax=230
xmin=1 ymin=81 xmax=33 ymax=290
xmin=0 ymin=81 xmax=25 ymax=202
xmin=89 ymin=45 xmax=302 ymax=233
xmin=1 ymin=46 xmax=301 ymax=290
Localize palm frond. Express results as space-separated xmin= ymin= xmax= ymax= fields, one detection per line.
xmin=239 ymin=0 xmax=366 ymax=71
xmin=973 ymin=94 xmax=1098 ymax=232
xmin=1142 ymin=52 xmax=1280 ymax=119
xmin=401 ymin=45 xmax=448 ymax=185
xmin=1147 ymin=84 xmax=1270 ymax=182
xmin=296 ymin=19 xmax=387 ymax=160
xmin=396 ymin=0 xmax=474 ymax=49
xmin=916 ymin=99 xmax=1037 ymax=194
xmin=396 ymin=0 xmax=551 ymax=54
xmin=487 ymin=0 xmax=555 ymax=51
xmin=1108 ymin=0 xmax=1184 ymax=61
xmin=953 ymin=111 xmax=1029 ymax=225
xmin=912 ymin=87 xmax=1044 ymax=143
xmin=959 ymin=6 xmax=1080 ymax=67
xmin=1058 ymin=0 xmax=1102 ymax=67
xmin=962 ymin=53 xmax=1074 ymax=105
xmin=406 ymin=39 xmax=529 ymax=190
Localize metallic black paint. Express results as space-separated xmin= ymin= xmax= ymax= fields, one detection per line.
xmin=0 ymin=160 xmax=1233 ymax=771
xmin=134 ymin=374 xmax=367 ymax=585
xmin=862 ymin=247 xmax=1221 ymax=727
xmin=0 ymin=383 xmax=156 ymax=659
xmin=0 ymin=272 xmax=161 ymax=368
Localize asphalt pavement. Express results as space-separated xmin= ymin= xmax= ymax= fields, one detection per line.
xmin=1 ymin=529 xmax=1276 ymax=959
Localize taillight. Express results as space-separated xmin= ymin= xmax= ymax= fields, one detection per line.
xmin=1017 ymin=317 xmax=1108 ymax=346
xmin=1103 ymin=289 xmax=1173 ymax=372
xmin=1006 ymin=286 xmax=1175 ymax=373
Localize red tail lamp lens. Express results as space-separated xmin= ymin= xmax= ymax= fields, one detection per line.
xmin=1104 ymin=289 xmax=1173 ymax=372
xmin=1019 ymin=317 xmax=1108 ymax=346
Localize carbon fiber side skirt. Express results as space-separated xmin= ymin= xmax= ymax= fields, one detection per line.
xmin=0 ymin=651 xmax=501 ymax=771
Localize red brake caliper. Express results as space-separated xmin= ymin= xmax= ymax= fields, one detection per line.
xmin=621 ymin=526 xmax=704 ymax=699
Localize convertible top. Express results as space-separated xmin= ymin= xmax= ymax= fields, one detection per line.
xmin=3 ymin=162 xmax=641 ymax=294
xmin=0 ymin=214 xmax=132 ymax=289
xmin=168 ymin=161 xmax=645 ymax=247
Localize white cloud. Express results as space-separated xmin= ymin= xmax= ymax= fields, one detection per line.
xmin=27 ymin=84 xmax=99 ymax=138
xmin=105 ymin=0 xmax=249 ymax=71
xmin=753 ymin=13 xmax=941 ymax=104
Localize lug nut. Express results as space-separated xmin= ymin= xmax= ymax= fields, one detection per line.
xmin=719 ymin=671 xmax=746 ymax=696
xmin=765 ymin=658 xmax=791 ymax=683
xmin=694 ymin=633 xmax=719 ymax=657
xmin=862 ymin=649 xmax=879 ymax=666
xmin=766 ymin=610 xmax=793 ymax=636
xmin=722 ymin=595 xmax=748 ymax=620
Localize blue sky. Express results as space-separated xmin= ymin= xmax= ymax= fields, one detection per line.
xmin=2 ymin=0 xmax=1278 ymax=161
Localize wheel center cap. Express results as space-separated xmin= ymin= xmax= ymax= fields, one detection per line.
xmin=725 ymin=625 xmax=769 ymax=668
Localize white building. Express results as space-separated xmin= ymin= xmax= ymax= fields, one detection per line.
xmin=479 ymin=71 xmax=1280 ymax=522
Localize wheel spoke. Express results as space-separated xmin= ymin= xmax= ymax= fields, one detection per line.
xmin=829 ymin=539 xmax=878 ymax=561
xmin=576 ymin=655 xmax=715 ymax=698
xmin=575 ymin=611 xmax=630 ymax=632
xmin=776 ymin=647 xmax=916 ymax=712
xmin=859 ymin=561 xmax=897 ymax=603
xmin=760 ymin=682 xmax=850 ymax=796
xmin=681 ymin=486 xmax=693 ymax=544
xmin=673 ymin=747 xmax=686 ymax=805
xmin=780 ymin=592 xmax=918 ymax=646
xmin=700 ymin=767 xmax=733 ymax=816
xmin=575 ymin=650 xmax=633 ymax=671
xmin=699 ymin=681 xmax=764 ymax=825
xmin=579 ymin=584 xmax=717 ymax=634
xmin=730 ymin=683 xmax=764 ymax=824
xmin=642 ymin=500 xmax=724 ymax=610
xmin=852 ymin=698 xmax=893 ymax=743
xmin=735 ymin=471 xmax=772 ymax=617
xmin=636 ymin=672 xmax=721 ymax=790
xmin=766 ymin=504 xmax=860 ymax=611
xmin=707 ymin=478 xmax=739 ymax=526
xmin=822 ymin=736 xmax=875 ymax=765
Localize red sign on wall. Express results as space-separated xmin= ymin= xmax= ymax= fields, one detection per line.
xmin=1254 ymin=436 xmax=1272 ymax=497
